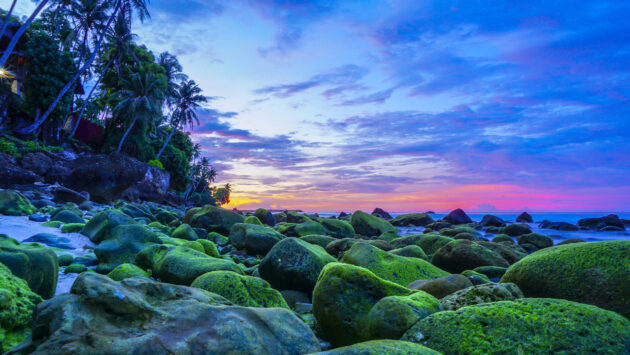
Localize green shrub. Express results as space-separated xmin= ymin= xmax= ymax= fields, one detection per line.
xmin=0 ymin=138 xmax=19 ymax=156
xmin=148 ymin=159 xmax=164 ymax=169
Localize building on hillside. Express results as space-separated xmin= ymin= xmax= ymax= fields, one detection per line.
xmin=0 ymin=23 xmax=26 ymax=95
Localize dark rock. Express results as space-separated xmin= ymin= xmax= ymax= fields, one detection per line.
xmin=53 ymin=186 xmax=89 ymax=204
xmin=557 ymin=238 xmax=585 ymax=245
xmin=28 ymin=213 xmax=48 ymax=222
xmin=390 ymin=213 xmax=435 ymax=227
xmin=0 ymin=153 xmax=41 ymax=186
xmin=440 ymin=283 xmax=523 ymax=311
xmin=255 ymin=208 xmax=276 ymax=226
xmin=515 ymin=212 xmax=533 ymax=223
xmin=94 ymin=224 xmax=163 ymax=273
xmin=30 ymin=199 xmax=55 ymax=209
xmin=516 ymin=233 xmax=553 ymax=249
xmin=81 ymin=209 xmax=135 ymax=243
xmin=371 ymin=208 xmax=392 ymax=220
xmin=432 ymin=240 xmax=509 ymax=273
xmin=577 ymin=214 xmax=625 ymax=231
xmin=7 ymin=273 xmax=321 ymax=354
xmin=183 ymin=205 xmax=245 ymax=235
xmin=23 ymin=233 xmax=74 ymax=249
xmin=472 ymin=266 xmax=507 ymax=279
xmin=479 ymin=214 xmax=506 ymax=227
xmin=50 ymin=210 xmax=84 ymax=224
xmin=442 ymin=208 xmax=472 ymax=224
xmin=229 ymin=223 xmax=285 ymax=255
xmin=0 ymin=190 xmax=36 ymax=216
xmin=501 ymin=223 xmax=532 ymax=236
xmin=21 ymin=152 xmax=53 ymax=176
xmin=408 ymin=274 xmax=473 ymax=299
xmin=351 ymin=210 xmax=397 ymax=236
xmin=538 ymin=220 xmax=579 ymax=231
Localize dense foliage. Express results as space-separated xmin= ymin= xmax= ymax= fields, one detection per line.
xmin=0 ymin=2 xmax=229 ymax=204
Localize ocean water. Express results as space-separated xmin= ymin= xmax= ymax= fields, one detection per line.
xmin=317 ymin=212 xmax=630 ymax=244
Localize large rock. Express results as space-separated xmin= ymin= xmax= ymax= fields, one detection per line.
xmin=340 ymin=242 xmax=449 ymax=286
xmin=50 ymin=210 xmax=84 ymax=224
xmin=0 ymin=262 xmax=43 ymax=352
xmin=20 ymin=152 xmax=53 ymax=176
xmin=432 ymin=239 xmax=509 ymax=273
xmin=365 ymin=292 xmax=441 ymax=340
xmin=81 ymin=209 xmax=135 ymax=244
xmin=320 ymin=218 xmax=355 ymax=238
xmin=191 ymin=271 xmax=289 ymax=309
xmin=52 ymin=186 xmax=88 ymax=204
xmin=501 ymin=241 xmax=630 ymax=318
xmin=0 ymin=236 xmax=58 ymax=299
xmin=351 ymin=210 xmax=397 ymax=236
xmin=183 ymin=205 xmax=245 ymax=235
xmin=136 ymin=244 xmax=243 ymax=285
xmin=390 ymin=213 xmax=435 ymax=227
xmin=0 ymin=190 xmax=35 ymax=216
xmin=402 ymin=298 xmax=630 ymax=354
xmin=516 ymin=233 xmax=553 ymax=249
xmin=442 ymin=208 xmax=472 ymax=224
xmin=171 ymin=223 xmax=198 ymax=241
xmin=259 ymin=238 xmax=336 ymax=294
xmin=294 ymin=220 xmax=328 ymax=237
xmin=371 ymin=208 xmax=392 ymax=219
xmin=229 ymin=223 xmax=285 ymax=255
xmin=440 ymin=283 xmax=523 ymax=310
xmin=578 ymin=215 xmax=626 ymax=231
xmin=391 ymin=234 xmax=453 ymax=256
xmin=106 ymin=263 xmax=149 ymax=281
xmin=60 ymin=152 xmax=170 ymax=204
xmin=538 ymin=220 xmax=579 ymax=231
xmin=313 ymin=263 xmax=413 ymax=347
xmin=254 ymin=208 xmax=275 ymax=226
xmin=310 ymin=340 xmax=440 ymax=355
xmin=479 ymin=214 xmax=506 ymax=227
xmin=94 ymin=224 xmax=163 ymax=273
xmin=0 ymin=153 xmax=41 ymax=186
xmin=501 ymin=223 xmax=532 ymax=236
xmin=408 ymin=274 xmax=473 ymax=299
xmin=7 ymin=273 xmax=321 ymax=354
xmin=515 ymin=211 xmax=533 ymax=223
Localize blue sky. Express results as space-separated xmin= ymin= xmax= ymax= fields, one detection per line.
xmin=4 ymin=0 xmax=630 ymax=212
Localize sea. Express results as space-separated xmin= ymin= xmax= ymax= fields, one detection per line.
xmin=316 ymin=212 xmax=630 ymax=244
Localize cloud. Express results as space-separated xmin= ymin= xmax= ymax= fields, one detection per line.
xmin=340 ymin=88 xmax=395 ymax=106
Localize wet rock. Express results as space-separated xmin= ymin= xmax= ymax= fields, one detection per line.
xmin=432 ymin=239 xmax=509 ymax=273
xmin=516 ymin=233 xmax=553 ymax=249
xmin=192 ymin=271 xmax=289 ymax=308
xmin=106 ymin=263 xmax=149 ymax=281
xmin=371 ymin=208 xmax=392 ymax=220
xmin=52 ymin=186 xmax=88 ymax=204
xmin=351 ymin=210 xmax=397 ymax=237
xmin=442 ymin=208 xmax=472 ymax=225
xmin=94 ymin=224 xmax=163 ymax=273
xmin=81 ymin=209 xmax=135 ymax=244
xmin=515 ymin=212 xmax=533 ymax=223
xmin=23 ymin=233 xmax=73 ymax=250
xmin=320 ymin=218 xmax=356 ymax=239
xmin=538 ymin=220 xmax=579 ymax=231
xmin=254 ymin=208 xmax=276 ymax=226
xmin=310 ymin=340 xmax=440 ymax=355
xmin=501 ymin=223 xmax=532 ymax=236
xmin=365 ymin=292 xmax=441 ymax=340
xmin=440 ymin=282 xmax=523 ymax=310
xmin=390 ymin=213 xmax=435 ymax=227
xmin=0 ymin=190 xmax=36 ymax=216
xmin=479 ymin=214 xmax=506 ymax=227
xmin=170 ymin=223 xmax=199 ymax=241
xmin=229 ymin=223 xmax=285 ymax=255
xmin=408 ymin=274 xmax=473 ymax=299
xmin=183 ymin=205 xmax=245 ymax=235
xmin=0 ymin=236 xmax=58 ymax=299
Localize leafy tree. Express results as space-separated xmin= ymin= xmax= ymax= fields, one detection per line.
xmin=213 ymin=183 xmax=232 ymax=206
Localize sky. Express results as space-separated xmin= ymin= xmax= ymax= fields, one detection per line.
xmin=4 ymin=0 xmax=630 ymax=212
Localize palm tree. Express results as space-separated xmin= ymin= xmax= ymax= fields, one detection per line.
xmin=0 ymin=0 xmax=51 ymax=68
xmin=67 ymin=0 xmax=110 ymax=67
xmin=158 ymin=51 xmax=186 ymax=107
xmin=155 ymin=80 xmax=206 ymax=159
xmin=18 ymin=0 xmax=150 ymax=135
xmin=0 ymin=0 xmax=18 ymax=43
xmin=113 ymin=71 xmax=164 ymax=152
xmin=70 ymin=14 xmax=136 ymax=137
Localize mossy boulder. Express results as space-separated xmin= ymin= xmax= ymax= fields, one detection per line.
xmin=320 ymin=219 xmax=355 ymax=238
xmin=60 ymin=223 xmax=85 ymax=233
xmin=0 ymin=236 xmax=58 ymax=299
xmin=195 ymin=239 xmax=220 ymax=258
xmin=300 ymin=235 xmax=336 ymax=248
xmin=41 ymin=221 xmax=63 ymax=228
xmin=94 ymin=224 xmax=163 ymax=273
xmin=155 ymin=210 xmax=178 ymax=225
xmin=516 ymin=233 xmax=553 ymax=249
xmin=254 ymin=208 xmax=275 ymax=226
xmin=259 ymin=238 xmax=336 ymax=294
xmin=171 ymin=223 xmax=199 ymax=241
xmin=106 ymin=263 xmax=149 ymax=281
xmin=0 ymin=262 xmax=43 ymax=352
xmin=365 ymin=292 xmax=441 ymax=340
xmin=6 ymin=273 xmax=321 ymax=354
xmin=81 ymin=209 xmax=135 ymax=244
xmin=501 ymin=223 xmax=532 ymax=236
xmin=472 ymin=265 xmax=507 ymax=279
xmin=390 ymin=213 xmax=435 ymax=227
xmin=63 ymin=263 xmax=87 ymax=274
xmin=402 ymin=298 xmax=630 ymax=354
xmin=461 ymin=270 xmax=491 ymax=284
xmin=408 ymin=274 xmax=473 ymax=299
xmin=286 ymin=211 xmax=311 ymax=223
xmin=58 ymin=255 xmax=73 ymax=267
xmin=312 ymin=262 xmax=414 ymax=347
xmin=243 ymin=215 xmax=263 ymax=225
xmin=181 ymin=241 xmax=205 ymax=253
xmin=0 ymin=190 xmax=35 ymax=216
xmin=440 ymin=282 xmax=523 ymax=311
xmin=310 ymin=340 xmax=440 ymax=355
xmin=295 ymin=220 xmax=328 ymax=237
xmin=432 ymin=239 xmax=509 ymax=273
xmin=491 ymin=234 xmax=513 ymax=243
xmin=325 ymin=238 xmax=393 ymax=259
xmin=501 ymin=240 xmax=630 ymax=318
xmin=191 ymin=271 xmax=289 ymax=309
xmin=389 ymin=245 xmax=428 ymax=260
xmin=229 ymin=223 xmax=285 ymax=255
xmin=351 ymin=210 xmax=397 ymax=237
xmin=341 ymin=242 xmax=448 ymax=286
xmin=390 ymin=234 xmax=453 ymax=256
xmin=183 ymin=205 xmax=245 ymax=235
xmin=378 ymin=231 xmax=402 ymax=242
xmin=51 ymin=210 xmax=85 ymax=224
xmin=136 ymin=245 xmax=243 ymax=285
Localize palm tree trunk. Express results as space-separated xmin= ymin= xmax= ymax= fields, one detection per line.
xmin=18 ymin=1 xmax=121 ymax=135
xmin=69 ymin=57 xmax=113 ymax=138
xmin=0 ymin=0 xmax=50 ymax=68
xmin=0 ymin=0 xmax=18 ymax=43
xmin=116 ymin=115 xmax=137 ymax=153
xmin=156 ymin=121 xmax=179 ymax=159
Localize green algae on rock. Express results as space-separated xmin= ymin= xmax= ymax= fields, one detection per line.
xmin=63 ymin=263 xmax=87 ymax=274
xmin=244 ymin=215 xmax=263 ymax=225
xmin=192 ymin=271 xmax=289 ymax=309
xmin=106 ymin=263 xmax=149 ymax=281
xmin=440 ymin=282 xmax=523 ymax=311
xmin=402 ymin=298 xmax=630 ymax=354
xmin=136 ymin=244 xmax=243 ymax=285
xmin=351 ymin=210 xmax=397 ymax=237
xmin=308 ymin=340 xmax=441 ymax=355
xmin=0 ymin=235 xmax=58 ymax=299
xmin=81 ymin=209 xmax=135 ymax=243
xmin=365 ymin=292 xmax=441 ymax=340
xmin=320 ymin=218 xmax=356 ymax=239
xmin=390 ymin=213 xmax=435 ymax=227
xmin=312 ymin=262 xmax=414 ymax=347
xmin=94 ymin=224 xmax=163 ymax=273
xmin=0 ymin=262 xmax=43 ymax=352
xmin=408 ymin=274 xmax=472 ymax=299
xmin=390 ymin=234 xmax=453 ymax=256
xmin=259 ymin=237 xmax=336 ymax=294
xmin=183 ymin=205 xmax=245 ymax=235
xmin=60 ymin=223 xmax=85 ymax=233
xmin=294 ymin=220 xmax=328 ymax=237
xmin=501 ymin=240 xmax=630 ymax=318
xmin=229 ymin=223 xmax=285 ymax=255
xmin=432 ymin=239 xmax=509 ymax=273
xmin=171 ymin=223 xmax=199 ymax=241
xmin=300 ymin=234 xmax=336 ymax=249
xmin=0 ymin=190 xmax=35 ymax=216
xmin=389 ymin=245 xmax=429 ymax=260
xmin=340 ymin=242 xmax=449 ymax=286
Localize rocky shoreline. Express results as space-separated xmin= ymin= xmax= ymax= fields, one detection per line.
xmin=1 ymin=187 xmax=629 ymax=354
